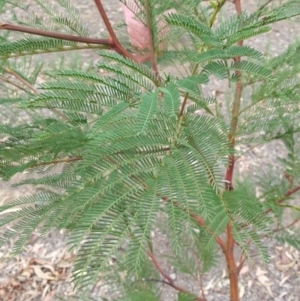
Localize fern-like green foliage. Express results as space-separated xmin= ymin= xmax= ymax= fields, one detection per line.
xmin=1 ymin=0 xmax=300 ymax=300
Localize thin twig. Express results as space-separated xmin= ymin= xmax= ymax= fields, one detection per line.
xmin=209 ymin=0 xmax=227 ymax=27
xmin=145 ymin=0 xmax=159 ymax=77
xmin=0 ymin=74 xmax=30 ymax=93
xmin=146 ymin=251 xmax=207 ymax=301
xmin=191 ymin=212 xmax=227 ymax=254
xmin=236 ymin=255 xmax=247 ymax=275
xmin=0 ymin=23 xmax=111 ymax=45
xmin=240 ymin=183 xmax=300 ymax=232
xmin=4 ymin=67 xmax=69 ymax=121
xmin=4 ymin=67 xmax=38 ymax=93
xmin=143 ymin=278 xmax=177 ymax=287
xmin=29 ymin=156 xmax=83 ymax=167
xmin=224 ymin=0 xmax=243 ymax=190
xmin=93 ymin=0 xmax=119 ymax=47
xmin=179 ymin=0 xmax=227 ymax=117
xmin=223 ymin=1 xmax=243 ymax=300
xmin=272 ymin=217 xmax=300 ymax=234
xmin=236 ymin=238 xmax=251 ymax=275
xmin=0 ymin=21 xmax=145 ymax=62
xmin=265 ymin=184 xmax=300 ymax=214
xmin=257 ymin=0 xmax=274 ymax=13
xmin=146 ymin=251 xmax=174 ymax=284
xmin=93 ymin=0 xmax=137 ymax=61
xmin=199 ymin=272 xmax=206 ymax=300
xmin=237 ymin=216 xmax=300 ymax=274
xmin=160 ymin=195 xmax=227 ymax=254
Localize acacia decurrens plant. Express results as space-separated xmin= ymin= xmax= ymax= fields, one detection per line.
xmin=1 ymin=1 xmax=300 ymax=300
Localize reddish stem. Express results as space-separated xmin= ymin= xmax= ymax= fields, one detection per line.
xmin=93 ymin=0 xmax=118 ymax=46
xmin=191 ymin=213 xmax=227 ymax=255
xmin=161 ymin=196 xmax=227 ymax=254
xmin=284 ymin=172 xmax=294 ymax=189
xmin=237 ymin=215 xmax=300 ymax=274
xmin=30 ymin=156 xmax=83 ymax=167
xmin=224 ymin=1 xmax=243 ymax=300
xmin=284 ymin=184 xmax=300 ymax=198
xmin=93 ymin=0 xmax=137 ymax=61
xmin=265 ymin=184 xmax=300 ymax=214
xmin=226 ymin=223 xmax=239 ymax=301
xmin=0 ymin=23 xmax=111 ymax=45
xmin=144 ymin=0 xmax=159 ymax=77
xmin=147 ymin=251 xmax=207 ymax=301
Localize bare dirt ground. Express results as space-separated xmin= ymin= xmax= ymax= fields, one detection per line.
xmin=0 ymin=1 xmax=300 ymax=301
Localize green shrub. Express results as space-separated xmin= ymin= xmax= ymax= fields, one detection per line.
xmin=0 ymin=1 xmax=300 ymax=300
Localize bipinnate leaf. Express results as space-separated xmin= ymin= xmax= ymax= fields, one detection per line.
xmin=88 ymin=102 xmax=129 ymax=138
xmin=135 ymin=90 xmax=159 ymax=135
xmin=159 ymin=82 xmax=180 ymax=118
xmin=177 ymin=292 xmax=195 ymax=301
xmin=276 ymin=232 xmax=300 ymax=250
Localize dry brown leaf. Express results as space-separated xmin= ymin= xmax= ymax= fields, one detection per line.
xmin=285 ymin=250 xmax=293 ymax=260
xmin=31 ymin=243 xmax=44 ymax=253
xmin=239 ymin=265 xmax=249 ymax=275
xmin=30 ymin=258 xmax=50 ymax=266
xmin=0 ymin=208 xmax=20 ymax=215
xmin=22 ymin=290 xmax=40 ymax=299
xmin=275 ymin=260 xmax=295 ymax=271
xmin=57 ymin=261 xmax=73 ymax=268
xmin=9 ymin=277 xmax=21 ymax=287
xmin=16 ymin=275 xmax=28 ymax=282
xmin=239 ymin=283 xmax=245 ymax=299
xmin=42 ymin=284 xmax=50 ymax=298
xmin=247 ymin=279 xmax=253 ymax=289
xmin=221 ymin=269 xmax=226 ymax=278
xmin=204 ymin=276 xmax=216 ymax=291
xmin=278 ymin=291 xmax=288 ymax=300
xmin=44 ymin=289 xmax=57 ymax=301
xmin=41 ymin=264 xmax=55 ymax=273
xmin=257 ymin=274 xmax=274 ymax=298
xmin=255 ymin=266 xmax=267 ymax=276
xmin=33 ymin=265 xmax=57 ymax=280
xmin=257 ymin=274 xmax=270 ymax=286
xmin=279 ymin=275 xmax=290 ymax=286
xmin=21 ymin=267 xmax=33 ymax=278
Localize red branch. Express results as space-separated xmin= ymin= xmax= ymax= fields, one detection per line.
xmin=147 ymin=251 xmax=207 ymax=301
xmin=224 ymin=6 xmax=243 ymax=190
xmin=266 ymin=184 xmax=300 ymax=214
xmin=190 ymin=213 xmax=227 ymax=254
xmin=223 ymin=1 xmax=243 ymax=301
xmin=161 ymin=196 xmax=227 ymax=254
xmin=0 ymin=23 xmax=111 ymax=45
xmin=93 ymin=0 xmax=138 ymax=61
xmin=284 ymin=185 xmax=300 ymax=198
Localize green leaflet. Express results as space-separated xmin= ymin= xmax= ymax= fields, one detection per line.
xmin=176 ymin=74 xmax=209 ymax=91
xmin=225 ymin=26 xmax=270 ymax=45
xmin=175 ymin=74 xmax=214 ymax=114
xmin=2 ymin=0 xmax=300 ymax=298
xmin=192 ymin=46 xmax=263 ymax=63
xmin=231 ymin=60 xmax=272 ymax=78
xmin=0 ymin=37 xmax=85 ymax=59
xmin=276 ymin=233 xmax=300 ymax=251
xmin=176 ymin=75 xmax=208 ymax=97
xmin=159 ymin=82 xmax=180 ymax=118
xmin=204 ymin=60 xmax=272 ymax=79
xmin=98 ymin=50 xmax=158 ymax=83
xmin=165 ymin=13 xmax=222 ymax=47
xmin=165 ymin=13 xmax=212 ymax=35
xmin=126 ymin=177 xmax=160 ymax=275
xmin=177 ymin=292 xmax=196 ymax=301
xmin=135 ymin=90 xmax=159 ymax=135
xmin=88 ymin=102 xmax=129 ymax=138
